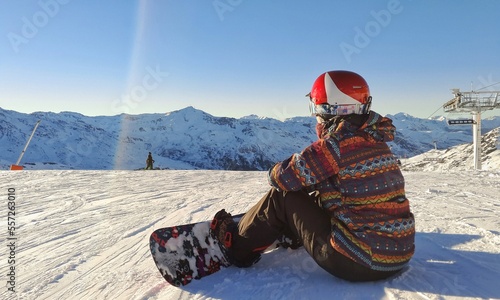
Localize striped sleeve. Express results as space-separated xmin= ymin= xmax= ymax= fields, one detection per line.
xmin=268 ymin=139 xmax=340 ymax=191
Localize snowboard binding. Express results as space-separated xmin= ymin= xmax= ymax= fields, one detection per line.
xmin=210 ymin=209 xmax=237 ymax=249
xmin=210 ymin=209 xmax=261 ymax=268
xmin=210 ymin=209 xmax=238 ymax=263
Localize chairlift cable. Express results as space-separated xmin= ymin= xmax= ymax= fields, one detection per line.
xmin=475 ymin=81 xmax=500 ymax=91
xmin=427 ymin=104 xmax=444 ymax=119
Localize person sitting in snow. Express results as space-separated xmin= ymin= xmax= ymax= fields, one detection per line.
xmin=211 ymin=70 xmax=415 ymax=281
xmin=145 ymin=152 xmax=155 ymax=170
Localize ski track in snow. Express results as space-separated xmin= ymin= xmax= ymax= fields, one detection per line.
xmin=1 ymin=170 xmax=499 ymax=300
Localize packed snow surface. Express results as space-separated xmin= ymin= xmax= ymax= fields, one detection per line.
xmin=1 ymin=170 xmax=499 ymax=300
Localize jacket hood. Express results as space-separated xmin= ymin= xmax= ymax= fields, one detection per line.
xmin=318 ymin=111 xmax=396 ymax=142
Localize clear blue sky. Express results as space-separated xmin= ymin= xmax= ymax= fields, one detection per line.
xmin=1 ymin=0 xmax=500 ymax=120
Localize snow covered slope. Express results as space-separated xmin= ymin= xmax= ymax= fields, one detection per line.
xmin=1 ymin=106 xmax=499 ymax=170
xmin=1 ymin=170 xmax=499 ymax=299
xmin=403 ymin=127 xmax=500 ymax=171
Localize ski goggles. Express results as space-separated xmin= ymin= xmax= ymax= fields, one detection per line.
xmin=307 ymin=94 xmax=371 ymax=116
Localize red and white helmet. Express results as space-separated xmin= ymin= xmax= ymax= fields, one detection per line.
xmin=308 ymin=70 xmax=372 ymax=117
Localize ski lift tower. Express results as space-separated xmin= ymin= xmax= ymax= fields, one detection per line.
xmin=442 ymin=89 xmax=500 ymax=170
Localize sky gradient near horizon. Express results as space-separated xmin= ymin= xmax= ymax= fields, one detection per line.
xmin=1 ymin=0 xmax=500 ymax=120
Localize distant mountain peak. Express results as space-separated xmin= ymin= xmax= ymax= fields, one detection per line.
xmin=168 ymin=106 xmax=207 ymax=115
xmin=1 ymin=106 xmax=499 ymax=170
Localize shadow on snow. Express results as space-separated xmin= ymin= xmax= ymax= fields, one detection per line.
xmin=177 ymin=232 xmax=499 ymax=299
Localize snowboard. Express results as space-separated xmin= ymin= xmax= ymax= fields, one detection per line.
xmin=149 ymin=214 xmax=243 ymax=287
xmin=149 ymin=213 xmax=301 ymax=287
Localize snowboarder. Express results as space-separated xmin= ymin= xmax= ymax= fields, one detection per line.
xmin=211 ymin=70 xmax=415 ymax=282
xmin=145 ymin=152 xmax=155 ymax=170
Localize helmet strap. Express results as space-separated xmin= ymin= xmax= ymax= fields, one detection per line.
xmin=362 ymin=96 xmax=372 ymax=114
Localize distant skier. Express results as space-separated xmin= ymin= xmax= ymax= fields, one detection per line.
xmin=145 ymin=152 xmax=155 ymax=170
xmin=211 ymin=70 xmax=415 ymax=281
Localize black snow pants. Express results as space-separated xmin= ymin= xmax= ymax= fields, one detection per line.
xmin=233 ymin=188 xmax=402 ymax=282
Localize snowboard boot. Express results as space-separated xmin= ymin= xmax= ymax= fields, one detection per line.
xmin=210 ymin=209 xmax=261 ymax=268
xmin=210 ymin=209 xmax=238 ymax=263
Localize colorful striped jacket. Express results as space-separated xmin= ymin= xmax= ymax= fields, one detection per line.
xmin=268 ymin=112 xmax=415 ymax=271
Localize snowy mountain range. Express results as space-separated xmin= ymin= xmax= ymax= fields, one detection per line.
xmin=1 ymin=106 xmax=499 ymax=170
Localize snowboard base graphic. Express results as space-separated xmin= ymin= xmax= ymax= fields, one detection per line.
xmin=150 ymin=213 xmax=301 ymax=286
xmin=149 ymin=214 xmax=243 ymax=286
